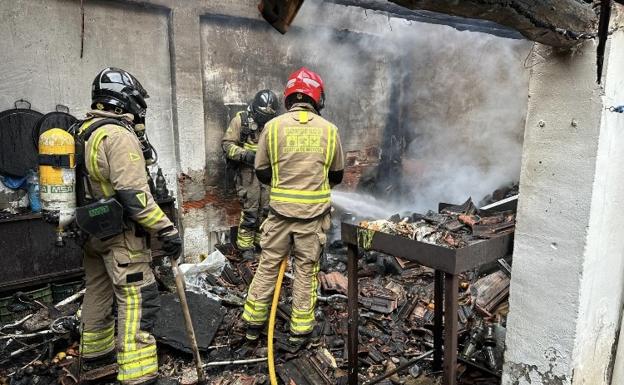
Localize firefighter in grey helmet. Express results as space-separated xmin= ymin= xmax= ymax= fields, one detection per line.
xmin=222 ymin=90 xmax=279 ymax=259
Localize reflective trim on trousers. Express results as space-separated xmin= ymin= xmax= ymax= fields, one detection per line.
xmin=310 ymin=260 xmax=320 ymax=309
xmin=117 ymin=357 xmax=158 ymax=381
xmin=237 ymin=217 xmax=255 ymax=249
xmin=237 ymin=231 xmax=255 ymax=249
xmin=118 ymin=345 xmax=157 ymax=364
xmin=290 ymin=313 xmax=315 ymax=334
xmin=243 ymin=299 xmax=269 ymax=324
xmin=291 ymin=303 xmax=316 ymax=334
xmin=123 ymin=286 xmax=140 ymax=352
xmin=81 ymin=324 xmax=115 ymax=355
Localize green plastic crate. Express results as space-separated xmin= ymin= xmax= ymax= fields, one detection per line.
xmin=52 ymin=280 xmax=84 ymax=303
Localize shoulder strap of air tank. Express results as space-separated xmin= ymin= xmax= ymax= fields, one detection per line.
xmin=74 ymin=118 xmax=125 ymax=207
xmin=78 ymin=118 xmax=128 ymax=142
xmin=239 ymin=111 xmax=251 ymax=142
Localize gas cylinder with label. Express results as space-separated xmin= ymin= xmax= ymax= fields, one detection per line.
xmin=38 ymin=128 xmax=76 ymax=245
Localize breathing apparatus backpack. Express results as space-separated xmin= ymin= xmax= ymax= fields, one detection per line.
xmin=224 ymin=110 xmax=258 ymax=191
xmin=39 ymin=118 xmax=126 ymax=245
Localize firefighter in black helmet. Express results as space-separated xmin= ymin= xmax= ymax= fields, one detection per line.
xmin=222 ymin=90 xmax=279 ymax=259
xmin=78 ymin=67 xmax=181 ymax=385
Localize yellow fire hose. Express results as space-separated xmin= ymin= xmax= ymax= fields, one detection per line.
xmin=268 ymin=257 xmax=288 ymax=385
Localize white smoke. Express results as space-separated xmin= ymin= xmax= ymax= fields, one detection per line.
xmin=269 ymin=1 xmax=532 ymax=214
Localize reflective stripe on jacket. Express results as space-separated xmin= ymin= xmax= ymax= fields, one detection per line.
xmin=80 ymin=110 xmax=174 ymax=234
xmin=255 ymin=105 xmax=344 ymax=219
xmin=222 ymin=111 xmax=260 ymax=162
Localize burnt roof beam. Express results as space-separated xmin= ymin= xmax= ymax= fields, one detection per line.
xmin=327 ymin=0 xmax=524 ymax=39
xmin=387 ymin=0 xmax=598 ymax=48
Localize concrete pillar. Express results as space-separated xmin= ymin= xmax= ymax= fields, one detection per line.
xmin=503 ymin=11 xmax=624 ymax=385
xmin=602 ymin=19 xmax=624 ymax=385
xmin=168 ymin=6 xmax=206 ymax=193
xmin=164 ymin=6 xmax=208 ymax=259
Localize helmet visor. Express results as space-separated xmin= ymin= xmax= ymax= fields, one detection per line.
xmin=253 ymin=105 xmax=277 ymax=124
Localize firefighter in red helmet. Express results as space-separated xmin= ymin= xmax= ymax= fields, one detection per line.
xmin=242 ymin=68 xmax=344 ymax=350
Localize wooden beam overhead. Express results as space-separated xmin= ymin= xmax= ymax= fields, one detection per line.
xmin=388 ymin=0 xmax=598 ymax=48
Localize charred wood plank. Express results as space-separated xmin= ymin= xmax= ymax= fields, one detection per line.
xmin=597 ymin=0 xmax=612 ymax=83
xmin=388 ymin=0 xmax=598 ymax=48
xmin=328 ymin=0 xmax=524 ymax=39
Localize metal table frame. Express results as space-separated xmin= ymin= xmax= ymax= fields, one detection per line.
xmin=341 ymin=222 xmax=513 ymax=385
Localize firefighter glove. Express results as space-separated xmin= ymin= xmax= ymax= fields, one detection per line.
xmin=242 ymin=150 xmax=256 ymax=166
xmin=158 ymin=227 xmax=182 ymax=260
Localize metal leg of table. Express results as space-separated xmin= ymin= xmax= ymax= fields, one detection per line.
xmin=444 ymin=273 xmax=459 ymax=385
xmin=433 ymin=270 xmax=444 ymax=371
xmin=347 ymin=243 xmax=359 ymax=385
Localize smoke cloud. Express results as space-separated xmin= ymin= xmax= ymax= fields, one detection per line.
xmin=282 ymin=1 xmax=532 ymax=215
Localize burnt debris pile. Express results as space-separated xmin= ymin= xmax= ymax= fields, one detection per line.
xmin=359 ymin=197 xmax=516 ymax=249
xmin=1 ymin=193 xmax=516 ymax=385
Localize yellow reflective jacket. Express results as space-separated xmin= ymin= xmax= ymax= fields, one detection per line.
xmin=222 ymin=111 xmax=259 ymax=163
xmin=255 ymin=105 xmax=344 ymax=219
xmin=79 ymin=110 xmax=174 ymax=235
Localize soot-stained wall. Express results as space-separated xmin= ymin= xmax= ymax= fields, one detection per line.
xmin=197 ymin=4 xmax=531 ymax=210
xmin=199 ymin=14 xmax=389 ymax=185
xmin=0 ymin=0 xmax=531 ymax=260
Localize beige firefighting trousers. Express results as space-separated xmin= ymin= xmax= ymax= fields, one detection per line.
xmin=81 ymin=224 xmax=159 ymax=385
xmin=243 ymin=212 xmax=331 ymax=335
xmin=235 ymin=166 xmax=270 ymax=250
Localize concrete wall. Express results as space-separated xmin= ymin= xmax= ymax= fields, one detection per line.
xmin=0 ymin=0 xmax=177 ymax=186
xmin=0 ymin=0 xmax=530 ymax=261
xmin=5 ymin=0 xmax=624 ymax=382
xmin=502 ymin=10 xmax=624 ymax=385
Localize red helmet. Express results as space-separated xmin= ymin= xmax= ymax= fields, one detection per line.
xmin=284 ymin=67 xmax=325 ymax=110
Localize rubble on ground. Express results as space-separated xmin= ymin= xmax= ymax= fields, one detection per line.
xmin=1 ymin=190 xmax=516 ymax=385
xmin=0 ymin=239 xmax=511 ymax=385
xmin=0 ymin=290 xmax=82 ymax=385
xmin=153 ymin=292 xmax=225 ymax=353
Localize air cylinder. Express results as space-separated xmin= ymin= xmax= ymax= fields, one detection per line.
xmin=38 ymin=128 xmax=76 ymax=244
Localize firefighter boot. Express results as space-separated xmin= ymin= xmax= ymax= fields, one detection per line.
xmin=139 ymin=377 xmax=180 ymax=385
xmin=278 ymin=326 xmax=321 ymax=354
xmin=241 ymin=249 xmax=255 ymax=261
xmin=245 ymin=324 xmax=263 ymax=341
xmin=277 ymin=334 xmax=310 ymax=354
xmin=79 ymin=351 xmax=118 ymax=382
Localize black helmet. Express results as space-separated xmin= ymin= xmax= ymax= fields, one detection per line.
xmin=249 ymin=90 xmax=278 ymax=125
xmin=91 ymin=67 xmax=149 ymax=121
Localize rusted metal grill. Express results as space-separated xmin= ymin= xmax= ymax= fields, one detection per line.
xmin=341 ymin=222 xmax=514 ymax=385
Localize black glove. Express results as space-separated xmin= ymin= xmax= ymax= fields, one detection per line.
xmin=158 ymin=228 xmax=182 ymax=260
xmin=241 ymin=150 xmax=256 ymax=166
